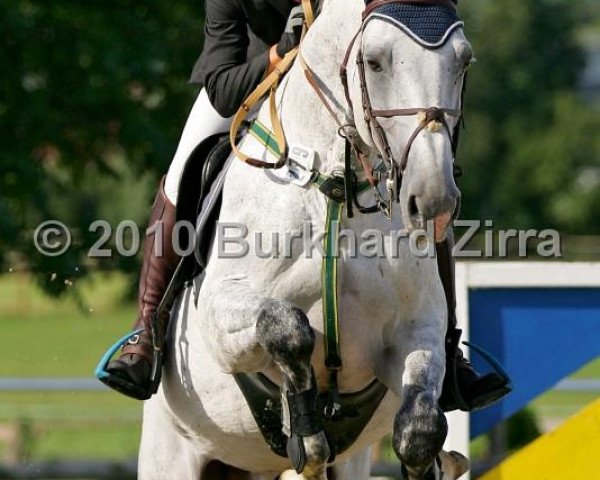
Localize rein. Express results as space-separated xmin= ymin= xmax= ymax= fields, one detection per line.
xmin=229 ymin=0 xmax=315 ymax=169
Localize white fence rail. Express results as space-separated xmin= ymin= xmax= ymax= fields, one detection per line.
xmin=1 ymin=377 xmax=598 ymax=392
xmin=0 ymin=378 xmax=105 ymax=391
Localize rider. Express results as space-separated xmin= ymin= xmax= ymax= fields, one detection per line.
xmin=102 ymin=0 xmax=510 ymax=412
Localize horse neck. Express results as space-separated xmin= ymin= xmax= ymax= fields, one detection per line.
xmin=278 ymin=0 xmax=365 ymax=175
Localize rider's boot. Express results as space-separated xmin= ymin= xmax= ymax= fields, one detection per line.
xmin=104 ymin=177 xmax=180 ymax=400
xmin=437 ymin=233 xmax=512 ymax=412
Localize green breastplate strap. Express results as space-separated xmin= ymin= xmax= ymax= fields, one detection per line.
xmin=247 ymin=120 xmax=376 ymax=418
xmin=232 ymin=121 xmax=388 ymax=457
xmin=248 ymin=121 xmax=372 ymax=202
xmin=322 ymin=198 xmax=345 ymax=417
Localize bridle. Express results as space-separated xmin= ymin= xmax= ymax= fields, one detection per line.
xmin=303 ymin=0 xmax=466 ymax=217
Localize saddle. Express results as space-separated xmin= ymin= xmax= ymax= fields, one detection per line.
xmin=176 ymin=131 xmax=236 ymax=277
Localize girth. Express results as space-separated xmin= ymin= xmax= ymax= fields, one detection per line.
xmin=234 ymin=372 xmax=388 ymax=459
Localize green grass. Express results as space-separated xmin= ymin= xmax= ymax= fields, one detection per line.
xmin=470 ymin=435 xmax=490 ymax=460
xmin=530 ymin=359 xmax=600 ymax=419
xmin=0 ymin=273 xmax=141 ymax=460
xmin=531 ymin=390 xmax=600 ymax=418
xmin=0 ymin=392 xmax=141 ymax=460
xmin=0 ymin=272 xmax=135 ymax=377
xmin=571 ymin=358 xmax=600 ymax=378
xmin=0 ymin=392 xmax=140 ymax=422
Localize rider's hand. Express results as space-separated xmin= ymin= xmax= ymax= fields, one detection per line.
xmin=276 ymin=5 xmax=305 ymax=58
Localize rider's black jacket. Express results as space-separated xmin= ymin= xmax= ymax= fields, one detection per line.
xmin=190 ymin=0 xmax=295 ymax=117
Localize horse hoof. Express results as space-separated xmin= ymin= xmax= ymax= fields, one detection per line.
xmin=303 ymin=431 xmax=330 ymax=464
xmin=439 ymin=450 xmax=470 ymax=479
xmin=280 ymin=470 xmax=301 ymax=480
xmin=281 ymin=431 xmax=330 ymax=480
xmin=280 ymin=469 xmax=327 ymax=480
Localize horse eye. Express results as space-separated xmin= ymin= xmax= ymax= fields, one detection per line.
xmin=367 ymin=60 xmax=383 ymax=72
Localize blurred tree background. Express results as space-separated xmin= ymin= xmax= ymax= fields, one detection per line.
xmin=0 ymin=0 xmax=599 ymax=298
xmin=459 ymin=0 xmax=600 ymax=235
xmin=0 ymin=0 xmax=203 ymax=295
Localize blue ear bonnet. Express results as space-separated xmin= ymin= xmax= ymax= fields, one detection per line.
xmin=363 ymin=2 xmax=463 ymax=48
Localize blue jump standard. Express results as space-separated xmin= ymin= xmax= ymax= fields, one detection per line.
xmin=469 ymin=287 xmax=600 ymax=438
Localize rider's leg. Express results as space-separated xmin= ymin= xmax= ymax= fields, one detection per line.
xmin=164 ymin=88 xmax=233 ymax=204
xmin=104 ymin=177 xmax=179 ymax=397
xmin=103 ymin=89 xmax=232 ymax=399
xmin=437 ymin=231 xmax=511 ymax=412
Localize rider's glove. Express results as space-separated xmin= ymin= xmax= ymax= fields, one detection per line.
xmin=276 ymin=5 xmax=305 ymax=58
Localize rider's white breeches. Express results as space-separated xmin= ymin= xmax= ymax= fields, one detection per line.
xmin=164 ymin=88 xmax=233 ymax=204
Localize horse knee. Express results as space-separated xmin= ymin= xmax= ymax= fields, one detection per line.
xmin=256 ymin=300 xmax=314 ymax=366
xmin=393 ymin=386 xmax=447 ymax=473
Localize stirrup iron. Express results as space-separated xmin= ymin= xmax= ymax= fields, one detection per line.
xmin=450 ymin=336 xmax=513 ymax=412
xmin=95 ymin=315 xmax=164 ymax=401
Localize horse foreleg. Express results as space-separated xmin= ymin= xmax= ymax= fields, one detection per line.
xmin=381 ymin=307 xmax=447 ymax=480
xmin=256 ymin=300 xmax=330 ymax=480
xmin=202 ymin=283 xmax=328 ymax=480
xmin=139 ymin=394 xmax=208 ymax=480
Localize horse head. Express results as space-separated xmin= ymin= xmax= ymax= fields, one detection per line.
xmin=347 ymin=0 xmax=473 ymax=239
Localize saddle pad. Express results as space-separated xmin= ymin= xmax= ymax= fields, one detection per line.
xmin=364 ymin=3 xmax=463 ymax=48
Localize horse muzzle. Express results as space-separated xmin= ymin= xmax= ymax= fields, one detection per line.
xmin=406 ymin=191 xmax=460 ymax=243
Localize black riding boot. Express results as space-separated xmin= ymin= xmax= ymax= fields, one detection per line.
xmin=103 ymin=177 xmax=180 ymax=400
xmin=437 ymin=233 xmax=511 ymax=412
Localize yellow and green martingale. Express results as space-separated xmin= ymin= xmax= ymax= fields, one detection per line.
xmin=322 ymin=199 xmax=344 ymax=372
xmin=249 ymin=120 xmax=282 ymax=158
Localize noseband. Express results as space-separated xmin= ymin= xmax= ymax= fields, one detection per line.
xmin=306 ymin=0 xmax=466 ymax=216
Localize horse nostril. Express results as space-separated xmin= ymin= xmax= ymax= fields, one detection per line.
xmin=408 ymin=195 xmax=418 ymax=218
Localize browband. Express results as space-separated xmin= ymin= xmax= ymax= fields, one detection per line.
xmin=363 ymin=0 xmax=456 ymax=20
